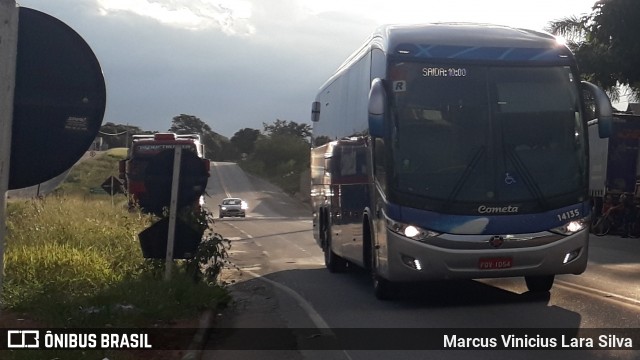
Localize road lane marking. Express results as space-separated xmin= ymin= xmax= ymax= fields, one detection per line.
xmin=242 ymin=270 xmax=354 ymax=360
xmin=228 ymin=250 xmax=247 ymax=254
xmin=239 ymin=266 xmax=262 ymax=271
xmin=212 ymin=184 xmax=350 ymax=358
xmin=219 ymin=216 xmax=313 ymax=221
xmin=555 ymin=279 xmax=640 ymax=308
xmin=210 ymin=162 xmax=231 ymax=198
xmin=225 ymin=222 xmax=253 ymax=238
xmin=244 ymin=269 xmax=331 ymax=330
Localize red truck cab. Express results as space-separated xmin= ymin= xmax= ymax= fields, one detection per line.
xmin=119 ymin=133 xmax=209 ymax=211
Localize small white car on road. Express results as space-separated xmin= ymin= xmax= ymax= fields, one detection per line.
xmin=219 ymin=198 xmax=247 ymax=218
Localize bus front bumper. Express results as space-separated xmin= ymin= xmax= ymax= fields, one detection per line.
xmin=379 ymin=229 xmax=589 ymax=282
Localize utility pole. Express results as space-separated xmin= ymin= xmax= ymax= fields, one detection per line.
xmin=0 ymin=0 xmax=19 ymax=314
xmin=164 ymin=146 xmax=182 ymax=281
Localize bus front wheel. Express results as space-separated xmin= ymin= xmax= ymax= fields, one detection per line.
xmin=525 ymin=275 xmax=554 ymax=292
xmin=369 ymin=243 xmax=395 ymax=300
xmin=372 ymin=275 xmax=395 ymax=300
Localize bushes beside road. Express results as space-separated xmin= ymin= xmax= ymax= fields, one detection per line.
xmin=238 ymin=134 xmax=310 ymax=197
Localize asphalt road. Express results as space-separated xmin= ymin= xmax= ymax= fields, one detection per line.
xmin=200 ymin=162 xmax=640 ymax=360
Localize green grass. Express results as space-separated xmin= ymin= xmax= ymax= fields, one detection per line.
xmin=3 ymin=197 xmax=152 ymax=321
xmin=106 ymin=147 xmax=129 ymax=158
xmin=54 ymin=148 xmax=128 ymax=196
xmin=1 ymin=148 xmax=230 ymax=359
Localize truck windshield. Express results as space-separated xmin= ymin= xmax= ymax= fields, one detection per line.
xmin=389 ymin=62 xmax=587 ymax=213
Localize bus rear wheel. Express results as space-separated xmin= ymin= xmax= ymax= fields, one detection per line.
xmin=323 ymin=227 xmax=347 ymax=273
xmin=525 ymin=275 xmax=554 ymax=292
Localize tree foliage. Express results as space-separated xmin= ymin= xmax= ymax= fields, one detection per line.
xmin=169 ymin=114 xmax=213 ymax=135
xmin=232 ymin=119 xmax=312 ymax=194
xmin=263 ymin=119 xmax=311 ymax=139
xmin=231 ymin=128 xmax=261 ymax=155
xmin=252 ymin=135 xmax=309 ymax=178
xmin=547 ymin=0 xmax=640 ymax=101
xmin=313 ymin=135 xmax=333 ymax=147
xmin=168 ymin=114 xmax=238 ymax=161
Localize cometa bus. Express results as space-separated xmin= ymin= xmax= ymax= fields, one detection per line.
xmin=310 ymin=23 xmax=613 ymax=300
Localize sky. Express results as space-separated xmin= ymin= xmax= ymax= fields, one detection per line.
xmin=16 ymin=0 xmax=602 ymax=138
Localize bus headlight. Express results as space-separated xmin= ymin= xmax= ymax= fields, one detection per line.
xmin=551 ymin=218 xmax=587 ymax=236
xmin=386 ymin=218 xmax=439 ymax=241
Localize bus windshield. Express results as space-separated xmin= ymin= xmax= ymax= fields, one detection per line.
xmin=389 ymin=62 xmax=587 ymax=213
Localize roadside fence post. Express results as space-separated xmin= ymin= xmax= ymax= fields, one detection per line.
xmin=0 ymin=0 xmax=19 ymax=313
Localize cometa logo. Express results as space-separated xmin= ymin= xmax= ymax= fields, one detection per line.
xmin=478 ymin=205 xmax=519 ymax=214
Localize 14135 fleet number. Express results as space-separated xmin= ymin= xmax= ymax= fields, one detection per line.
xmin=557 ymin=209 xmax=580 ymax=221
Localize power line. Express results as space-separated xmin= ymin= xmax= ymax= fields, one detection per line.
xmin=99 ymin=130 xmax=128 ymax=136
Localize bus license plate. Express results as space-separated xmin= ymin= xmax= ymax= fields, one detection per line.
xmin=478 ymin=257 xmax=512 ymax=270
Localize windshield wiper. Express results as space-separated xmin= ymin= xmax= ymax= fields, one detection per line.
xmin=506 ymin=147 xmax=548 ymax=208
xmin=446 ymin=146 xmax=486 ymax=205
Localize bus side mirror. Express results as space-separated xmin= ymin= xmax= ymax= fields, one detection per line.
xmin=582 ymin=81 xmax=613 ymax=139
xmin=368 ymin=78 xmax=387 ymax=138
xmin=311 ymin=101 xmax=321 ymax=122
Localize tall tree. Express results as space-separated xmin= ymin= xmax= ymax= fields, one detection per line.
xmin=169 ymin=114 xmax=213 ymax=135
xmin=231 ymin=128 xmax=261 ymax=155
xmin=168 ymin=114 xmax=240 ymax=161
xmin=548 ymin=0 xmax=640 ymax=101
xmin=169 ymin=114 xmax=217 ymax=159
